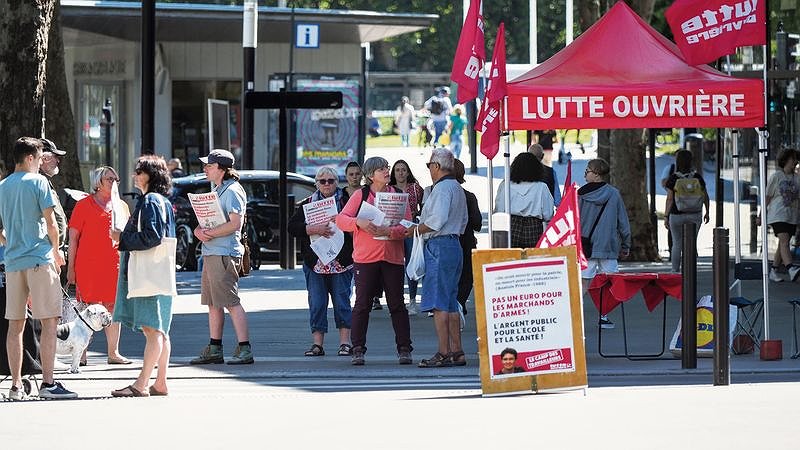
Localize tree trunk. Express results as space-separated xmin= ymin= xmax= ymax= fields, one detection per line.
xmin=0 ymin=0 xmax=55 ymax=171
xmin=610 ymin=129 xmax=660 ymax=261
xmin=44 ymin=1 xmax=82 ymax=190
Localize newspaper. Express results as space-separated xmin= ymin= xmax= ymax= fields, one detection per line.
xmin=355 ymin=201 xmax=385 ymax=226
xmin=188 ymin=191 xmax=227 ymax=229
xmin=303 ymin=197 xmax=343 ymax=265
xmin=373 ymin=192 xmax=408 ymax=240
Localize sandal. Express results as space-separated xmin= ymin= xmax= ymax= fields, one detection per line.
xmin=337 ymin=344 xmax=353 ymax=356
xmin=418 ymin=352 xmax=452 ymax=368
xmin=450 ymin=350 xmax=467 ymax=366
xmin=149 ymin=386 xmax=168 ymax=396
xmin=304 ymin=344 xmax=325 ymax=357
xmin=111 ymin=385 xmax=149 ymax=398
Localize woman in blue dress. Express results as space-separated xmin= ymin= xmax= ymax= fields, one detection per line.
xmin=110 ymin=155 xmax=175 ymax=397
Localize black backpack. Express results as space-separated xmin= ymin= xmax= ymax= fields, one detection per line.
xmin=429 ymin=97 xmax=444 ymax=115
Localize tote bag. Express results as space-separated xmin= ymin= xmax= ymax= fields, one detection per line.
xmin=406 ymin=227 xmax=425 ymax=281
xmin=127 ymin=196 xmax=178 ymax=298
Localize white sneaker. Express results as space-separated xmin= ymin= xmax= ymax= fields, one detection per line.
xmin=8 ymin=385 xmax=28 ymax=401
xmin=769 ymin=268 xmax=784 ymax=282
xmin=38 ymin=381 xmax=78 ymax=399
xmin=789 ymin=265 xmax=800 ymax=282
xmin=407 ymin=301 xmax=418 ymax=316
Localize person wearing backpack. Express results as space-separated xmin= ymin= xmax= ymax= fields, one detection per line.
xmin=424 ymin=86 xmax=452 ymax=146
xmin=664 ymin=149 xmax=710 ymax=273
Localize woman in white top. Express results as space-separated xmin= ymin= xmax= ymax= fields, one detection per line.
xmin=766 ymin=148 xmax=800 ymax=282
xmin=494 ymin=153 xmax=554 ymax=248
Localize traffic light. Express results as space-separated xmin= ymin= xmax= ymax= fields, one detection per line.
xmin=777 ymin=30 xmax=800 ymax=70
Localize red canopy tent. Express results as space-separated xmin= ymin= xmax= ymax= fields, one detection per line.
xmin=505 ymin=2 xmax=764 ymax=130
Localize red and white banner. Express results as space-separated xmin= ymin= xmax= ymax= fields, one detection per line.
xmin=536 ymin=184 xmax=587 ymax=269
xmin=666 ymin=0 xmax=766 ymax=66
xmin=450 ymin=0 xmax=485 ymax=104
xmin=477 ymin=22 xmax=507 ymax=160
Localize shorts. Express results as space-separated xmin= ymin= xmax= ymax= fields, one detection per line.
xmin=200 ymin=255 xmax=241 ymax=308
xmin=581 ymin=258 xmax=619 ymax=279
xmin=770 ymin=222 xmax=796 ymax=237
xmin=5 ymin=263 xmax=62 ymax=320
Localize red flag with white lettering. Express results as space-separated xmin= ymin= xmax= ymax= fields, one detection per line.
xmin=450 ymin=0 xmax=485 ymax=103
xmin=476 ymin=22 xmax=507 ymax=160
xmin=666 ymin=0 xmax=766 ymax=66
xmin=536 ymin=183 xmax=587 ymax=269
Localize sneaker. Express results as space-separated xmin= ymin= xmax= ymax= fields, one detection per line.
xmin=599 ymin=316 xmax=615 ymax=329
xmin=372 ymin=298 xmax=383 ymax=310
xmin=427 ymin=311 xmax=434 ymax=318
xmin=8 ymin=385 xmax=28 ymax=401
xmin=190 ymin=344 xmax=224 ymax=365
xmin=407 ymin=301 xmax=418 ymax=316
xmin=789 ymin=265 xmax=800 ymax=282
xmin=351 ymin=347 xmax=365 ymax=366
xmin=398 ymin=347 xmax=412 ymax=365
xmin=769 ymin=267 xmax=785 ymax=282
xmin=39 ymin=381 xmax=78 ymax=399
xmin=227 ymin=345 xmax=254 ymax=365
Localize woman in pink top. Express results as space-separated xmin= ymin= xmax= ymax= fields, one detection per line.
xmin=337 ymin=156 xmax=413 ymax=366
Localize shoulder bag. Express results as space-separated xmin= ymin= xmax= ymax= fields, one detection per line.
xmin=581 ymin=201 xmax=608 ymax=259
xmin=127 ymin=195 xmax=178 ymax=298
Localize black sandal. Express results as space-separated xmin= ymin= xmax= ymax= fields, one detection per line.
xmin=304 ymin=344 xmax=325 ymax=357
xmin=418 ymin=352 xmax=452 ymax=368
xmin=337 ymin=344 xmax=353 ymax=356
xmin=450 ymin=350 xmax=467 ymax=366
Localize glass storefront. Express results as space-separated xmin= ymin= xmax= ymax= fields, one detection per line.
xmin=77 ymin=82 xmax=122 ymax=188
xmin=171 ymin=80 xmax=241 ymax=175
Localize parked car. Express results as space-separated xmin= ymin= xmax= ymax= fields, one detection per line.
xmin=170 ymin=170 xmax=317 ymax=271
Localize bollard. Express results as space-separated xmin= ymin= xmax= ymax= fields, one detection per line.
xmin=713 ymin=227 xmax=730 ymax=386
xmin=285 ymin=194 xmax=296 ymax=270
xmin=681 ymin=222 xmax=697 ymax=369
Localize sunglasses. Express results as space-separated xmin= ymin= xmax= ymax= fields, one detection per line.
xmin=316 ymin=178 xmax=337 ymax=185
xmin=426 ymin=162 xmax=439 ymax=168
xmin=104 ymin=176 xmax=120 ymax=183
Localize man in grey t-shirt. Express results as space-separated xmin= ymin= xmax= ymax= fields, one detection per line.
xmin=407 ymin=148 xmax=468 ymax=368
xmin=190 ymin=150 xmax=253 ymax=365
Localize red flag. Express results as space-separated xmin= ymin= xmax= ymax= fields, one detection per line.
xmin=536 ymin=184 xmax=587 ymax=269
xmin=666 ymin=0 xmax=766 ymax=66
xmin=450 ymin=0 xmax=485 ymax=103
xmin=564 ymin=158 xmax=572 ymax=189
xmin=477 ymin=22 xmax=507 ymax=160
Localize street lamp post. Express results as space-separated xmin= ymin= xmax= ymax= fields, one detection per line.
xmin=242 ymin=1 xmax=257 ymax=170
xmin=101 ymin=98 xmax=114 ymax=166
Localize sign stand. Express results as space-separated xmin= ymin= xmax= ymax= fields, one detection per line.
xmin=473 ymin=246 xmax=587 ymax=396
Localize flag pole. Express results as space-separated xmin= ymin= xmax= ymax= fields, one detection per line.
xmin=484 ymin=70 xmax=493 ymax=245
xmin=759 ymin=7 xmax=770 ymax=341
xmin=503 ymin=96 xmax=511 ymax=248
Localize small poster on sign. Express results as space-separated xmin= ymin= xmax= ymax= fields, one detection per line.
xmin=482 ymin=256 xmax=576 ymax=379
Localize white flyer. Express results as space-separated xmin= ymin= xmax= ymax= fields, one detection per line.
xmin=110 ymin=181 xmax=130 ymax=232
xmin=302 ymin=197 xmax=344 ymax=263
xmin=309 ymin=224 xmax=345 ymax=265
xmin=188 ymin=191 xmax=227 ymax=229
xmin=356 ymin=201 xmax=385 ymax=226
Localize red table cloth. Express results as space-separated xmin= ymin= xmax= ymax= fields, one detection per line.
xmin=588 ymin=273 xmax=682 ymax=316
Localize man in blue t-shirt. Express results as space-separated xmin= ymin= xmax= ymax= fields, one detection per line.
xmin=0 ymin=137 xmax=77 ymax=400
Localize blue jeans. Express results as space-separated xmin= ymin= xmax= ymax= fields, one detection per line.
xmin=450 ymin=133 xmax=463 ymax=159
xmin=403 ymin=237 xmax=419 ymax=300
xmin=400 ymin=133 xmax=410 ymax=147
xmin=303 ymin=265 xmax=353 ymax=334
xmin=420 ymin=235 xmax=463 ymax=313
xmin=432 ymin=120 xmax=447 ymax=144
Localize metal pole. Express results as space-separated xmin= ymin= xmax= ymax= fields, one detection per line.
xmin=732 ymin=130 xmax=742 ymax=297
xmin=713 ymin=227 xmax=730 ymax=386
xmin=715 ymin=129 xmax=724 ymax=227
xmin=468 ymin=100 xmax=477 ymax=174
xmin=503 ymin=96 xmax=510 ymax=248
xmin=242 ymin=1 xmax=257 ymax=170
xmin=279 ymin=93 xmax=288 ymax=269
xmin=285 ymin=194 xmax=296 ymax=269
xmin=681 ymin=222 xmax=697 ymax=369
xmin=758 ymin=133 xmax=771 ymax=339
xmin=141 ymin=0 xmax=155 ymax=154
xmin=648 ymin=129 xmax=657 ymax=235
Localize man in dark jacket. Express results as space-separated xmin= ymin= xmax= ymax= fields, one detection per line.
xmin=288 ymin=166 xmax=355 ymax=357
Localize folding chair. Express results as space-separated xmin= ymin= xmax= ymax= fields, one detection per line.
xmin=729 ymin=261 xmax=764 ymax=352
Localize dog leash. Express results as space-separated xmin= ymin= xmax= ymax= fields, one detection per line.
xmin=72 ymin=306 xmax=104 ymax=333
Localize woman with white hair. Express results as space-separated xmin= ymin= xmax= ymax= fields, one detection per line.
xmin=288 ymin=166 xmax=354 ymax=357
xmin=337 ymin=156 xmax=413 ymax=366
xmin=67 ymin=166 xmax=131 ymax=365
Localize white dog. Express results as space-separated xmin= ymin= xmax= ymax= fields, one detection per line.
xmin=55 ymin=304 xmax=112 ymax=373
